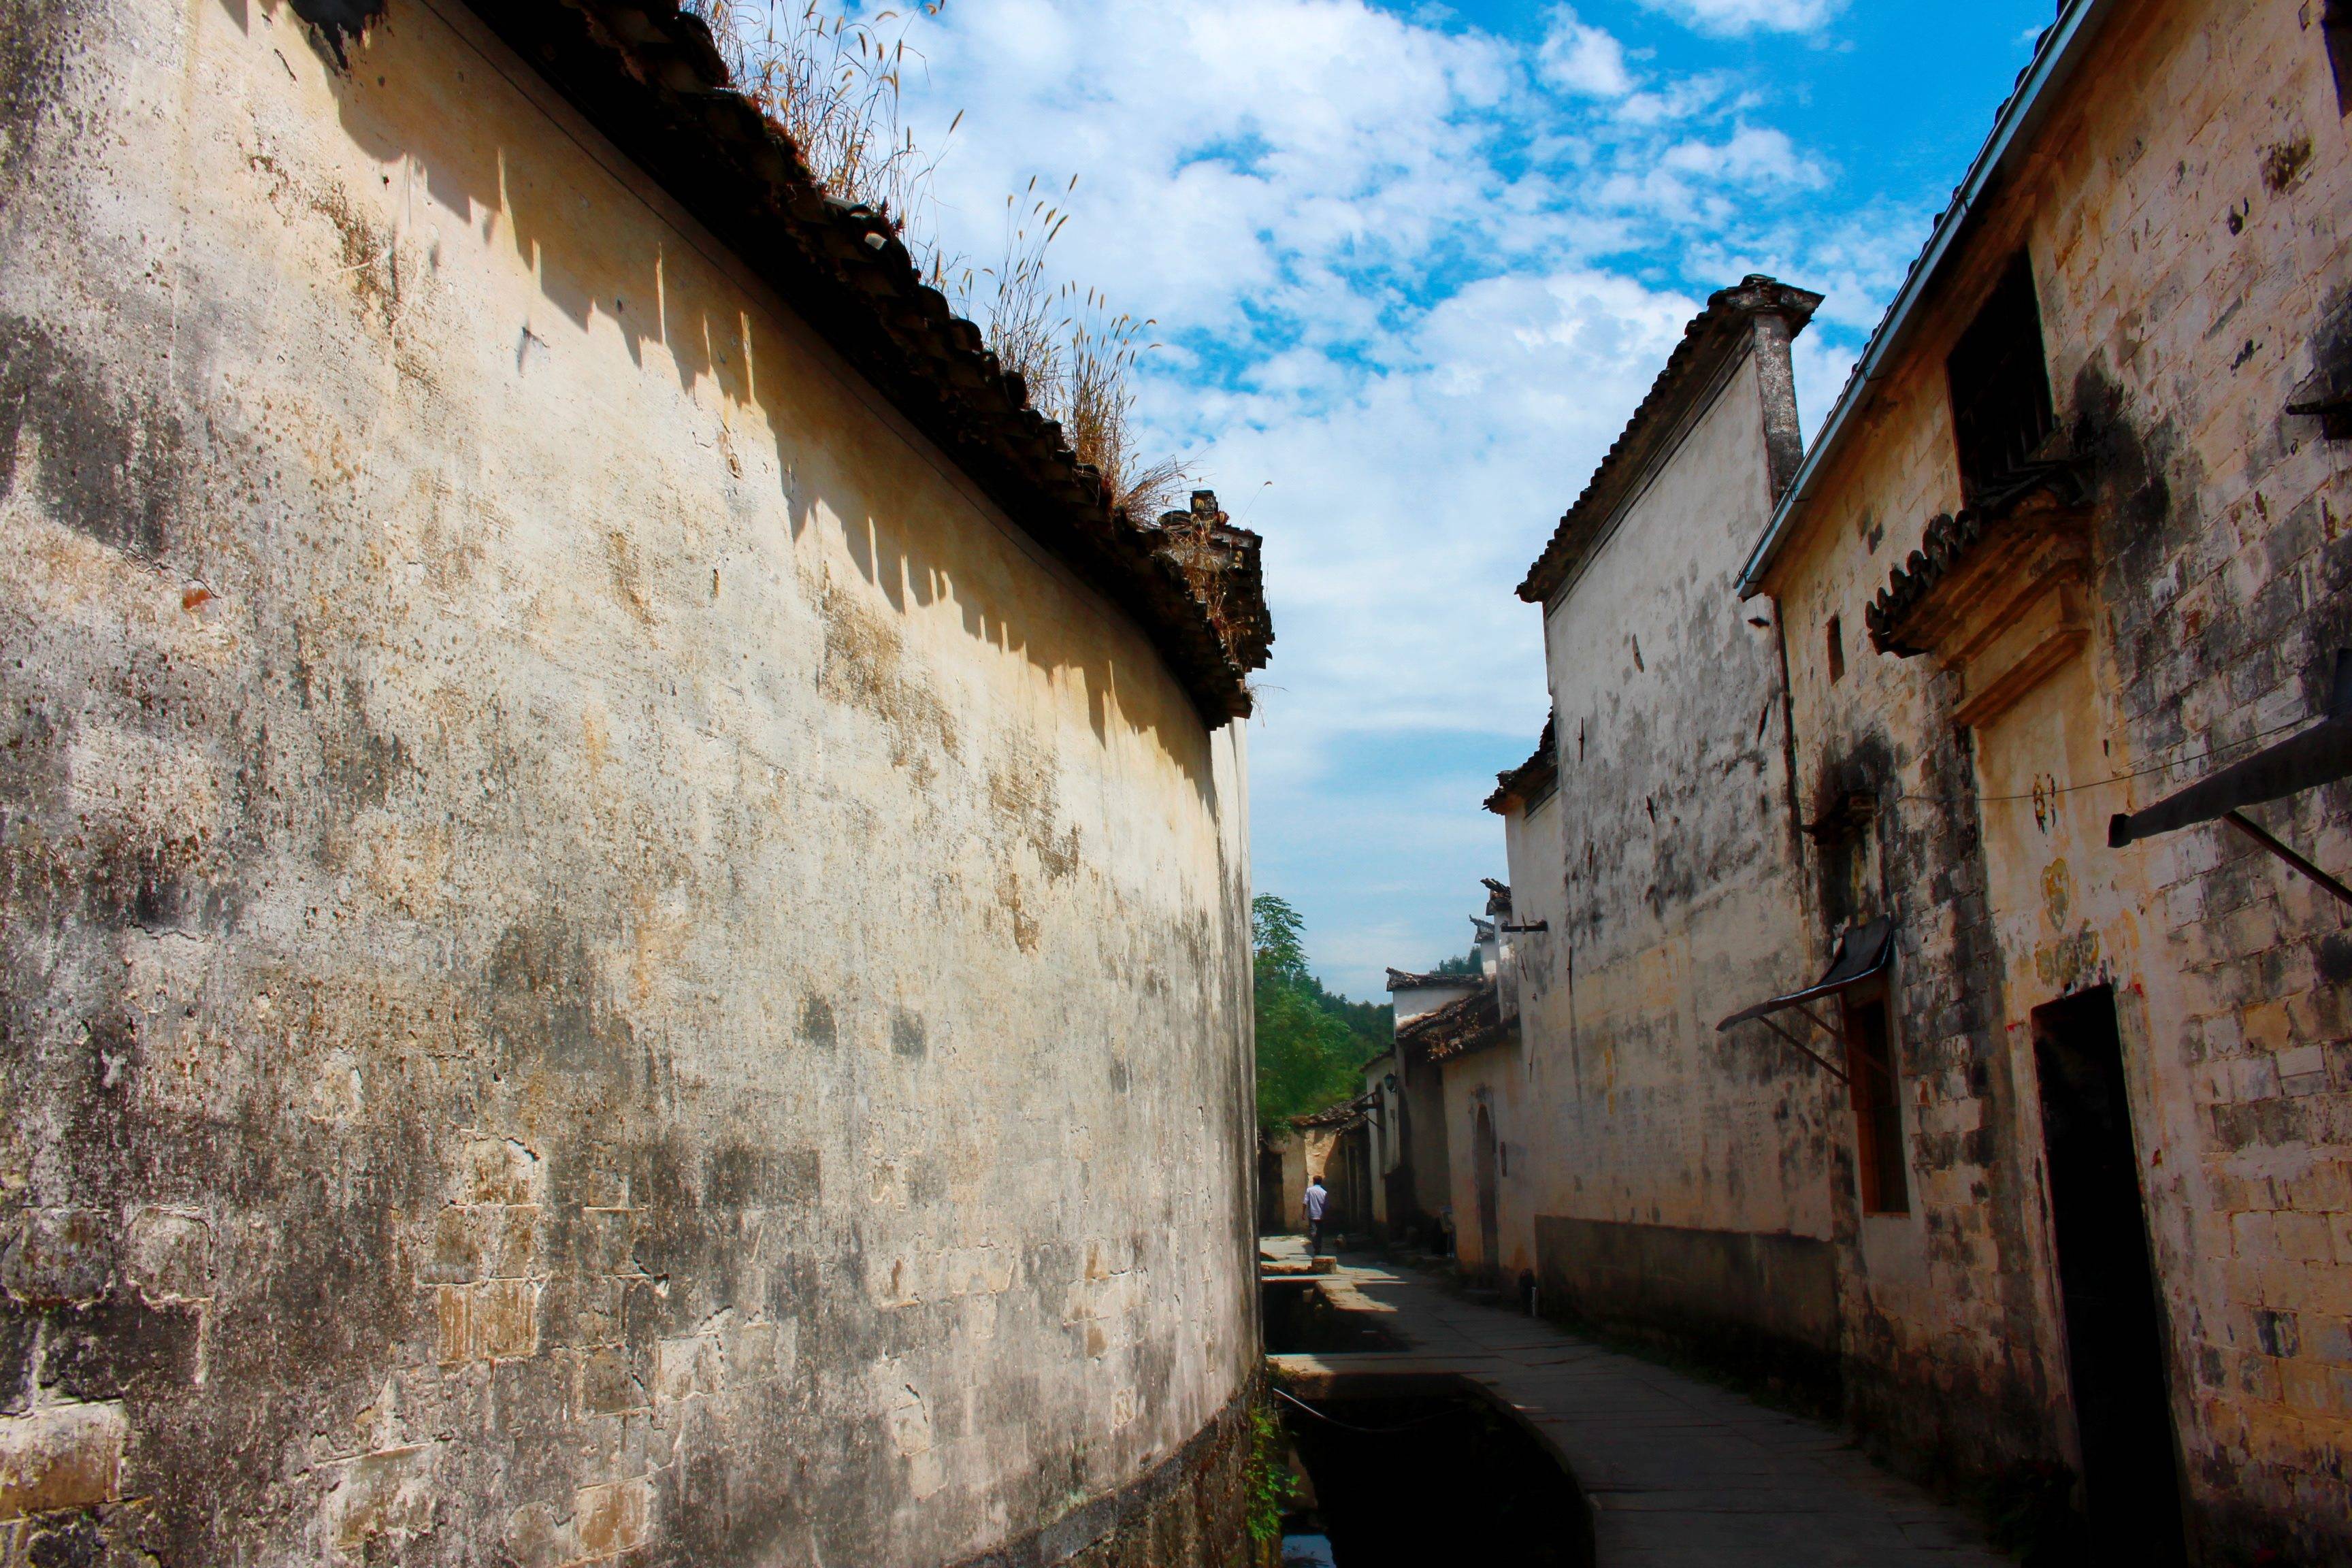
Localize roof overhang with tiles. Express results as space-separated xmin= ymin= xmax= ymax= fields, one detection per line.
xmin=1519 ymin=276 xmax=1821 ymax=606
xmin=452 ymin=0 xmax=1271 ymax=723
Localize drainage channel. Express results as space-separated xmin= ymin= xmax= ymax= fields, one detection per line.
xmin=1262 ymin=1279 xmax=1595 ymax=1567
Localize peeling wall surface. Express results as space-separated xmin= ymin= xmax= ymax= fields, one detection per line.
xmin=1381 ymin=979 xmax=1469 ymax=1230
xmin=1505 ymin=317 xmax=1834 ymax=1352
xmin=1759 ymin=0 xmax=2352 ymax=1552
xmin=0 ymin=2 xmax=1257 ymax=1564
xmin=1435 ymin=1044 xmax=1526 ymax=1276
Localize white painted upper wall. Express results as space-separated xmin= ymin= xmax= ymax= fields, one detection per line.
xmin=1513 ymin=337 xmax=1835 ymax=1240
xmin=0 ymin=1 xmax=1255 ymax=1563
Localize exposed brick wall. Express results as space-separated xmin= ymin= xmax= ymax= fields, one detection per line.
xmin=1761 ymin=1 xmax=2352 ymax=1552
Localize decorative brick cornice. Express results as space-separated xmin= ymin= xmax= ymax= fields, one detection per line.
xmin=1865 ymin=461 xmax=2091 ymax=658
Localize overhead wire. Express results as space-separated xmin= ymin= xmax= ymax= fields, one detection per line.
xmin=1897 ymin=711 xmax=2316 ymax=808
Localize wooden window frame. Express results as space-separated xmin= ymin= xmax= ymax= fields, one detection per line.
xmin=1840 ymin=977 xmax=1910 ymax=1215
xmin=1946 ymin=252 xmax=2057 ymax=503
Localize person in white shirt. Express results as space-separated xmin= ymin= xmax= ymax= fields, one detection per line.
xmin=1303 ymin=1173 xmax=1329 ymax=1254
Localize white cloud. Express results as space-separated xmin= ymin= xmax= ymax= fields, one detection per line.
xmin=1537 ymin=6 xmax=1633 ymax=99
xmin=1635 ymin=0 xmax=1846 ymax=37
xmin=1661 ymin=125 xmax=1826 ymax=187
xmin=861 ymin=0 xmax=1892 ymax=994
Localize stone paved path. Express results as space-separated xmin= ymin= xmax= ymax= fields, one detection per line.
xmin=1263 ymin=1244 xmax=2010 ymax=1567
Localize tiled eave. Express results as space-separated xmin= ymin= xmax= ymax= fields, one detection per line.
xmin=1865 ymin=469 xmax=2094 ymax=732
xmin=1865 ymin=466 xmax=2092 ymax=657
xmin=1394 ymin=982 xmax=1513 ymax=1064
xmin=1486 ymin=716 xmax=1558 ymax=814
xmin=1291 ymin=1091 xmax=1378 ymax=1132
xmin=1520 ymin=277 xmax=1820 ymax=604
xmin=452 ymin=0 xmax=1271 ymax=721
xmin=1386 ymin=968 xmax=1481 ymax=993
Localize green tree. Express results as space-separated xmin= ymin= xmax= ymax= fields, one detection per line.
xmin=1252 ymin=895 xmax=1388 ymax=1129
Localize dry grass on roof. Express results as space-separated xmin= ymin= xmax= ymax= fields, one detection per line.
xmin=690 ymin=1 xmax=1189 ymax=520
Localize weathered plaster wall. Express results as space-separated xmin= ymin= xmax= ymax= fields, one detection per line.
xmin=1767 ymin=495 xmax=2070 ymax=1488
xmin=1518 ymin=343 xmax=1833 ymax=1294
xmin=1389 ymin=980 xmax=1479 ymax=1028
xmin=0 ymin=3 xmax=1256 ymax=1565
xmin=1441 ymin=790 xmax=1564 ymax=1278
xmin=1360 ymin=1050 xmax=1395 ymax=1231
xmin=1384 ymin=981 xmax=1468 ymax=1230
xmin=1761 ymin=0 xmax=2352 ymax=1549
xmin=1437 ymin=1042 xmax=1529 ymax=1278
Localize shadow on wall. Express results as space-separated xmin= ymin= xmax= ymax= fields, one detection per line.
xmin=0 ymin=3 xmax=1241 ymax=1562
xmin=245 ymin=0 xmax=1215 ymax=799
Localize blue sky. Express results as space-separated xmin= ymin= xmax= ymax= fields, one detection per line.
xmin=882 ymin=0 xmax=2057 ymax=999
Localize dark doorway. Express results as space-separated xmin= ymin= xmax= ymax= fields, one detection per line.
xmin=1472 ymin=1104 xmax=1501 ymax=1273
xmin=1341 ymin=1127 xmax=1373 ymax=1239
xmin=1259 ymin=1142 xmax=1288 ymax=1234
xmin=2032 ymin=986 xmax=2185 ymax=1565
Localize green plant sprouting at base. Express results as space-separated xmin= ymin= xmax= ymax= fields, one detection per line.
xmin=1245 ymin=1395 xmax=1297 ymax=1545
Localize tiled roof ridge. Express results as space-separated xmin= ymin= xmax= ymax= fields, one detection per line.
xmin=1393 ymin=981 xmax=1490 ymax=1044
xmin=1519 ymin=275 xmax=1821 ymax=604
xmin=1385 ymin=967 xmax=1481 ymax=992
xmin=1290 ymin=1090 xmax=1378 ymax=1130
xmin=1484 ymin=713 xmax=1557 ymax=814
xmin=1394 ymin=981 xmax=1511 ymax=1063
xmin=456 ymin=0 xmax=1271 ymax=720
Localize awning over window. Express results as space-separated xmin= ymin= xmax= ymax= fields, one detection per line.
xmin=1714 ymin=918 xmax=1895 ymax=1082
xmin=1718 ymin=918 xmax=1893 ymax=1031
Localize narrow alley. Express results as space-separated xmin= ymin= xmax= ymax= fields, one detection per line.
xmin=6 ymin=0 xmax=2352 ymax=1563
xmin=1262 ymin=1237 xmax=2006 ymax=1567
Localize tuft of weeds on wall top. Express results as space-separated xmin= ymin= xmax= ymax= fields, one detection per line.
xmin=689 ymin=1 xmax=1193 ymax=520
xmin=941 ymin=180 xmax=1195 ymax=519
xmin=693 ymin=1 xmax=953 ymax=242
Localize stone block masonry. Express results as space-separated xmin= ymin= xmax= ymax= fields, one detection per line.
xmin=0 ymin=1402 xmax=129 ymax=1522
xmin=1741 ymin=0 xmax=2352 ymax=1554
